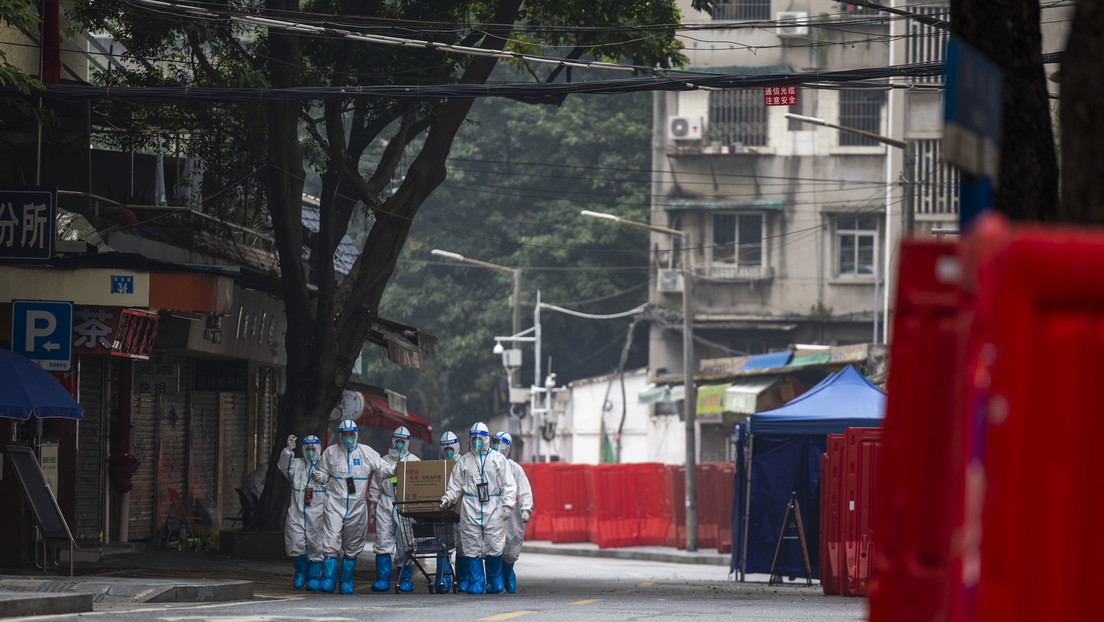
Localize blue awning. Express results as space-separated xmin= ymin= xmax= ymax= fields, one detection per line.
xmin=737 ymin=351 xmax=793 ymax=371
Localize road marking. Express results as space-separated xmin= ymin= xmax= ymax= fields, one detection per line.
xmin=638 ymin=581 xmax=655 ymax=588
xmin=629 ymin=572 xmax=646 ymax=578
xmin=479 ymin=612 xmax=536 ymax=621
xmin=569 ymin=599 xmax=604 ymax=605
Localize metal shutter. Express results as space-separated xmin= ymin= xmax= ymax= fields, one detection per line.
xmin=75 ymin=356 xmax=106 ymax=544
xmin=128 ymin=390 xmax=158 ymax=541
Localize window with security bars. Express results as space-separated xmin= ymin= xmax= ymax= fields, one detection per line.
xmin=709 ymin=90 xmax=768 ymax=146
xmin=913 ymin=139 xmax=960 ymax=216
xmin=907 ymin=5 xmax=949 ymax=84
xmin=838 ymin=91 xmax=885 ymax=146
xmin=836 ymin=214 xmax=878 ymax=276
xmin=712 ymin=213 xmax=763 ymax=268
xmin=712 ymin=1 xmax=771 ymax=20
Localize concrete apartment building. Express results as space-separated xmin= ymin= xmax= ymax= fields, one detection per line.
xmin=642 ymin=1 xmax=1070 ymax=461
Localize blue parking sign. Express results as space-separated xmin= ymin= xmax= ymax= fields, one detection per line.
xmin=11 ymin=300 xmax=74 ymax=371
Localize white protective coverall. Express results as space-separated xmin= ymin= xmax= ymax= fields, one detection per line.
xmin=441 ymin=447 xmax=517 ymax=557
xmin=502 ymin=458 xmax=533 ymax=565
xmin=370 ymin=448 xmax=420 ymax=557
xmin=279 ymin=447 xmax=326 ymax=560
xmin=316 ymin=441 xmax=394 ymax=558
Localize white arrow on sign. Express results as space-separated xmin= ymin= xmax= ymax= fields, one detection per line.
xmin=25 ymin=310 xmax=56 ymax=352
xmin=43 ymin=342 xmax=60 ymax=352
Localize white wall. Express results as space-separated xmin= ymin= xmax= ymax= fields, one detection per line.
xmin=560 ymin=368 xmax=686 ymax=465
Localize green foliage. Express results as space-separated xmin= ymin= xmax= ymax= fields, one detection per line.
xmin=0 ymin=0 xmax=46 ymax=98
xmin=358 ymin=65 xmax=653 ymax=430
xmin=67 ymin=0 xmax=689 ymax=435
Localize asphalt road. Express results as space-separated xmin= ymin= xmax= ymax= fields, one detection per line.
xmin=26 ymin=552 xmax=868 ymax=622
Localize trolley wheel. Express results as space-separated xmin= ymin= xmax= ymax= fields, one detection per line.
xmin=428 ymin=584 xmax=436 ymax=594
xmin=395 ymin=585 xmax=401 ymax=594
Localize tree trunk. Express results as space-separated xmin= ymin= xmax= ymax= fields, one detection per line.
xmin=1059 ymin=0 xmax=1104 ymax=224
xmin=251 ymin=0 xmax=523 ymax=532
xmin=951 ymin=0 xmax=1058 ymax=221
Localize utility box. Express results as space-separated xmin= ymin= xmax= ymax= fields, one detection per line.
xmin=395 ymin=460 xmax=461 ymax=517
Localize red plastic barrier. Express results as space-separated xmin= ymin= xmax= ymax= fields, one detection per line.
xmin=821 ymin=434 xmax=845 ymax=595
xmin=634 ymin=463 xmax=671 ymax=545
xmin=589 ymin=464 xmax=640 ymax=548
xmin=547 ymin=463 xmax=589 ymax=543
xmin=716 ymin=463 xmax=735 ymax=554
xmin=973 ymin=221 xmax=1104 ymax=622
xmin=869 ymin=240 xmax=975 ymax=621
xmin=520 ymin=462 xmax=551 ymax=540
xmin=666 ymin=465 xmax=685 ymax=548
xmin=695 ymin=463 xmax=718 ymax=549
xmin=841 ymin=427 xmax=882 ymax=597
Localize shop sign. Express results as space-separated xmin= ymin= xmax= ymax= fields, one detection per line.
xmin=134 ymin=362 xmax=180 ymax=395
xmin=110 ymin=309 xmax=160 ymax=359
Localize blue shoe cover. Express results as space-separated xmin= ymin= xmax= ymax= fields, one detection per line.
xmin=320 ymin=556 xmax=339 ymax=593
xmin=339 ymin=556 xmax=357 ymax=594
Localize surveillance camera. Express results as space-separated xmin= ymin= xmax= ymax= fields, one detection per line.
xmin=493 ymin=343 xmax=504 ymax=355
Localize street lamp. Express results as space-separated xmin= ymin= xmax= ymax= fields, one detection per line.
xmin=431 ymin=249 xmax=553 ymax=461
xmin=581 ymin=209 xmax=700 ymax=552
xmin=783 ymin=112 xmax=916 ymax=345
xmin=431 ymin=249 xmax=522 ymax=340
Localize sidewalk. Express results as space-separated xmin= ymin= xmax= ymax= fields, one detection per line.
xmin=0 ymin=536 xmax=736 ymax=618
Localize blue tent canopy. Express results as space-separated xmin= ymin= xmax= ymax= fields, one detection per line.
xmin=733 ymin=365 xmax=884 ymax=578
xmin=749 ymin=364 xmax=885 ymax=435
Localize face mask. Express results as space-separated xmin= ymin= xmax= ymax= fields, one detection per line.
xmin=472 ymin=438 xmax=485 ymax=452
xmin=444 ymin=448 xmax=455 ymax=460
xmin=394 ymin=441 xmax=406 ymax=452
xmin=491 ymin=442 xmax=500 ymax=451
xmin=342 ymin=437 xmax=356 ymax=450
xmin=304 ymin=449 xmax=317 ymax=461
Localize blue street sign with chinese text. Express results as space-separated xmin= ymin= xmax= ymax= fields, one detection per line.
xmin=0 ymin=187 xmax=56 ymax=263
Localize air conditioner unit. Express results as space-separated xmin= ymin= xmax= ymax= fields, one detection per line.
xmin=668 ymin=116 xmax=704 ymax=141
xmin=657 ymin=268 xmax=684 ymax=293
xmin=777 ymin=11 xmax=809 ymax=37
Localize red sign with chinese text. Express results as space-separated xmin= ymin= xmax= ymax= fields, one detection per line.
xmin=764 ymin=85 xmax=798 ymax=106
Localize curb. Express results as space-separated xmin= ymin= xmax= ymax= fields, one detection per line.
xmin=521 ymin=543 xmax=731 ymax=567
xmin=0 ymin=592 xmax=93 ymax=618
xmin=138 ymin=581 xmax=254 ymax=603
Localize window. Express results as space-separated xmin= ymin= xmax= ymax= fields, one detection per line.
xmin=712 ymin=213 xmax=763 ymax=268
xmin=836 ymin=215 xmax=878 ymax=276
xmin=712 ymin=1 xmax=771 ymax=20
xmin=709 ymin=90 xmax=767 ymax=147
xmin=837 ymin=91 xmax=885 ymax=146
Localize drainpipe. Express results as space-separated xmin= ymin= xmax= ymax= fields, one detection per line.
xmin=108 ymin=359 xmax=138 ymax=542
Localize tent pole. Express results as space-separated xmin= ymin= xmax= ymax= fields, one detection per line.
xmin=740 ymin=434 xmax=754 ymax=581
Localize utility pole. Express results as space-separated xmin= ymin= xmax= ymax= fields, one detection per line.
xmin=681 ymin=230 xmax=698 ymax=551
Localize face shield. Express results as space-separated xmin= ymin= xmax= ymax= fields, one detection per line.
xmin=471 ymin=436 xmax=486 ymax=453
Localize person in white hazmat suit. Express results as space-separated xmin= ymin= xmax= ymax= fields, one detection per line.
xmin=492 ymin=432 xmax=533 ymax=593
xmin=438 ymin=422 xmax=516 ymax=594
xmin=369 ymin=425 xmax=420 ymax=592
xmin=279 ymin=434 xmax=327 ymax=590
xmin=312 ymin=419 xmax=395 ymax=594
xmin=435 ymin=431 xmax=462 ymax=593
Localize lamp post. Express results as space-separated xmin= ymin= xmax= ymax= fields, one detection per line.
xmin=431 ymin=249 xmax=521 ymax=339
xmin=783 ymin=113 xmax=916 ymax=345
xmin=431 ymin=249 xmax=551 ymax=461
xmin=580 ymin=209 xmax=699 ymax=552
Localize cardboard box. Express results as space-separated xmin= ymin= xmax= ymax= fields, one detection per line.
xmin=395 ymin=460 xmax=461 ymax=517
